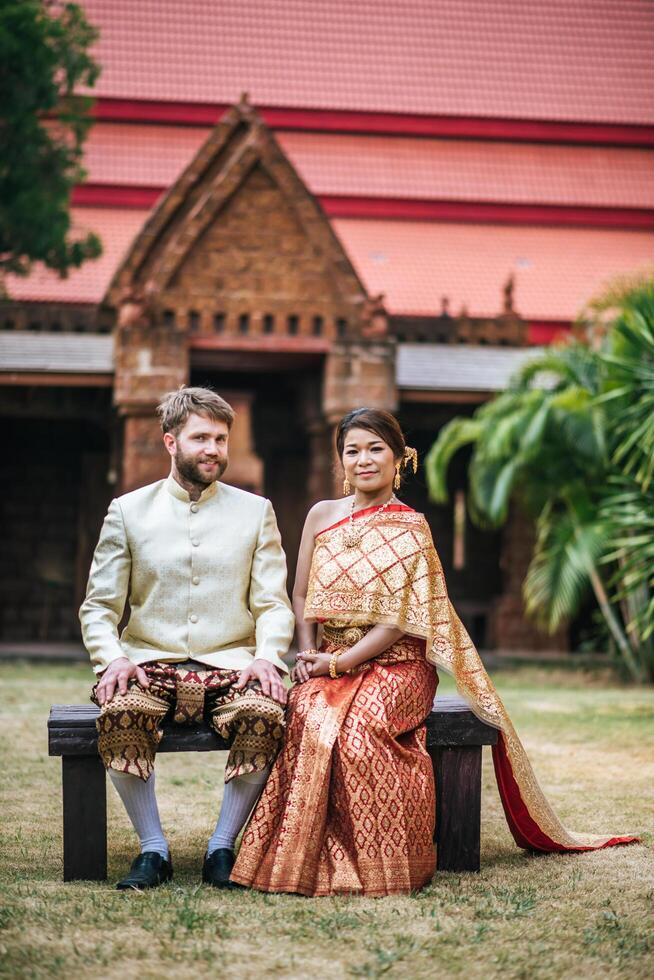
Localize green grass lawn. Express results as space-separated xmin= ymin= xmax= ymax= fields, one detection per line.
xmin=0 ymin=661 xmax=652 ymax=980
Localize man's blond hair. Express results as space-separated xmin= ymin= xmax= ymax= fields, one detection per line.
xmin=156 ymin=386 xmax=235 ymax=435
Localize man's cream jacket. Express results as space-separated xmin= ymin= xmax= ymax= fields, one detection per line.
xmin=80 ymin=476 xmax=294 ymax=675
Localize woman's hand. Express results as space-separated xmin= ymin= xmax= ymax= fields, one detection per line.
xmin=290 ymin=648 xmax=317 ymax=684
xmin=296 ymin=650 xmax=333 ymax=678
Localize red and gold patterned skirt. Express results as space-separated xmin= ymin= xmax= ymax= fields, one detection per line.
xmin=231 ymin=626 xmax=438 ymax=896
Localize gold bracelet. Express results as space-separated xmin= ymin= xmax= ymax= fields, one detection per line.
xmin=328 ymin=652 xmax=340 ymax=679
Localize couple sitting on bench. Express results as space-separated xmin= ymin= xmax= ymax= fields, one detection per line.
xmin=80 ymin=387 xmax=635 ymax=895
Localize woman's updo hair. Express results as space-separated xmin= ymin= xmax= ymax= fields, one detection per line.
xmin=336 ymin=408 xmax=406 ymax=461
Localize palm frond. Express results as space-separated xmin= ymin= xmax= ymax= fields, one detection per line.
xmin=523 ymin=501 xmax=610 ymax=633
xmin=597 ymin=280 xmax=654 ymax=490
xmin=468 ymin=457 xmax=519 ymax=527
xmin=600 ymin=474 xmax=654 ymax=655
xmin=549 ymin=387 xmax=606 ymax=468
xmin=424 ymin=417 xmax=481 ymax=504
xmin=512 ymin=342 xmax=601 ymax=394
xmin=524 ymin=507 xmax=587 ymax=632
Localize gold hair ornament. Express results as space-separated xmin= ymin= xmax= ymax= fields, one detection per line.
xmin=403 ymin=446 xmax=418 ymax=473
xmin=393 ymin=447 xmax=418 ymax=489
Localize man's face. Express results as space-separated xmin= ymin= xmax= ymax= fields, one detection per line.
xmin=165 ymin=413 xmax=230 ymax=487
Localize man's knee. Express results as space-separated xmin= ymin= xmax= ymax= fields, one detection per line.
xmin=213 ymin=687 xmax=285 ymax=734
xmin=94 ymin=686 xmax=168 ymax=780
xmin=94 ymin=679 xmax=167 ymax=718
xmin=213 ymin=690 xmax=285 ymax=780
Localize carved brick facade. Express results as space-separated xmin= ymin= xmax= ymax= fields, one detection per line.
xmin=0 ymin=101 xmax=563 ymax=652
xmin=104 ymin=99 xmax=391 ymax=496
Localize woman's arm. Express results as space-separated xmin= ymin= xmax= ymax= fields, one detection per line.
xmin=292 ymin=502 xmax=331 ymax=652
xmin=297 ymin=624 xmax=405 ymax=678
xmin=335 ymin=625 xmax=404 ymax=672
xmin=290 ymin=503 xmax=330 ymax=683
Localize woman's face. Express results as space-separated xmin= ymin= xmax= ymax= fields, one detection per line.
xmin=342 ymin=427 xmax=397 ymax=495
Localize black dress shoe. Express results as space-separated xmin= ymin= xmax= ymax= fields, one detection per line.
xmin=202 ymin=848 xmax=241 ymax=889
xmin=116 ymin=851 xmax=173 ymax=891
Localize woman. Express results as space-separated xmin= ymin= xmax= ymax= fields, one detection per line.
xmin=231 ymin=409 xmax=637 ymax=897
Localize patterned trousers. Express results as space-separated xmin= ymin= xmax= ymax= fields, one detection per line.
xmin=91 ymin=660 xmax=286 ymax=782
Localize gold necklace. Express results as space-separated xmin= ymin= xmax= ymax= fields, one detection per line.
xmin=342 ymin=494 xmax=397 ymax=549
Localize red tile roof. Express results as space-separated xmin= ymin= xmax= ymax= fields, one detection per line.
xmin=332 ymin=219 xmax=654 ymax=320
xmin=80 ymin=0 xmax=654 ymax=125
xmin=80 ymin=124 xmax=654 ymax=210
xmin=9 ymin=207 xmax=654 ymax=322
xmin=80 ymin=124 xmax=206 ymax=187
xmin=5 ymin=208 xmax=146 ymax=304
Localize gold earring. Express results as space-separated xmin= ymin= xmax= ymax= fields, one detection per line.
xmin=343 ymin=477 xmax=351 ymax=496
xmin=393 ymin=462 xmax=402 ymax=490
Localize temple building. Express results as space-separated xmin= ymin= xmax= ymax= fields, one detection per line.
xmin=1 ymin=1 xmax=653 ymax=652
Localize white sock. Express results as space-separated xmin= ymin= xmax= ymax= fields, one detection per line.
xmin=207 ymin=767 xmax=270 ymax=856
xmin=109 ymin=769 xmax=169 ymax=860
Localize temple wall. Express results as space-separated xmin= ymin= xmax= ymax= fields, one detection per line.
xmin=0 ymin=407 xmax=112 ymax=643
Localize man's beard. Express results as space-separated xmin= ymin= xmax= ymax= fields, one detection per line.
xmin=175 ymin=448 xmax=227 ymax=488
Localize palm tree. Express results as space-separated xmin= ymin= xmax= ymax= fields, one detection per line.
xmin=589 ymin=278 xmax=654 ymax=491
xmin=600 ymin=474 xmax=654 ymax=672
xmin=593 ymin=278 xmax=654 ymax=680
xmin=424 ymin=343 xmax=643 ymax=680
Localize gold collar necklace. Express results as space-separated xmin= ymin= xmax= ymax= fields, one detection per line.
xmin=342 ymin=494 xmax=397 ymax=549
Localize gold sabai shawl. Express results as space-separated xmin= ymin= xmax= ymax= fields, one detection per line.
xmin=304 ymin=506 xmax=638 ymax=853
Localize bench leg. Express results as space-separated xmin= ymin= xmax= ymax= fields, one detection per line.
xmin=62 ymin=756 xmax=107 ymax=881
xmin=431 ymin=745 xmax=482 ymax=873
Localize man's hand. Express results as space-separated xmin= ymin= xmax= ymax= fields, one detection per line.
xmin=95 ymin=657 xmax=149 ymax=706
xmin=234 ymin=659 xmax=287 ymax=705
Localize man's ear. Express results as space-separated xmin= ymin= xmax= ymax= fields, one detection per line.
xmin=163 ymin=432 xmax=177 ymax=459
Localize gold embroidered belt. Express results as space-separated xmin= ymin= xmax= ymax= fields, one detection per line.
xmin=320 ymin=624 xmax=426 ymax=665
xmin=321 ymin=624 xmax=370 ymax=647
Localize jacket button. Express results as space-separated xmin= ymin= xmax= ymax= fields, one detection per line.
xmin=190 ymin=504 xmax=199 ymax=513
xmin=189 ymin=614 xmax=198 ymax=624
xmin=192 ymin=576 xmax=200 ymax=585
xmin=192 ymin=539 xmax=200 ymax=547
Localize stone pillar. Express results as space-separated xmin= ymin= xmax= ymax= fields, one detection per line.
xmin=323 ymin=339 xmax=398 ymax=420
xmin=120 ymin=412 xmax=170 ymax=493
xmin=491 ymin=506 xmax=568 ymax=652
xmin=297 ymin=377 xmax=335 ymax=505
xmin=220 ymin=391 xmax=264 ymax=494
xmin=113 ymin=307 xmax=190 ymax=493
xmin=322 ymin=338 xmax=398 ymax=497
xmin=306 ymin=419 xmax=335 ymax=503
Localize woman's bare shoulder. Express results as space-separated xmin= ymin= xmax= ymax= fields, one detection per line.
xmin=305 ymin=498 xmax=350 ymax=530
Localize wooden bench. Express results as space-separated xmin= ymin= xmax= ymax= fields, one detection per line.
xmin=48 ymin=695 xmax=497 ymax=881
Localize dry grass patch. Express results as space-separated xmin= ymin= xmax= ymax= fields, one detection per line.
xmin=0 ymin=662 xmax=652 ymax=979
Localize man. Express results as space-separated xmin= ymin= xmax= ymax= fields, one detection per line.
xmin=80 ymin=386 xmax=294 ymax=890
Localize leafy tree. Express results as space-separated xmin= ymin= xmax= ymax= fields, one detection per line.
xmin=0 ymin=1 xmax=102 ymax=283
